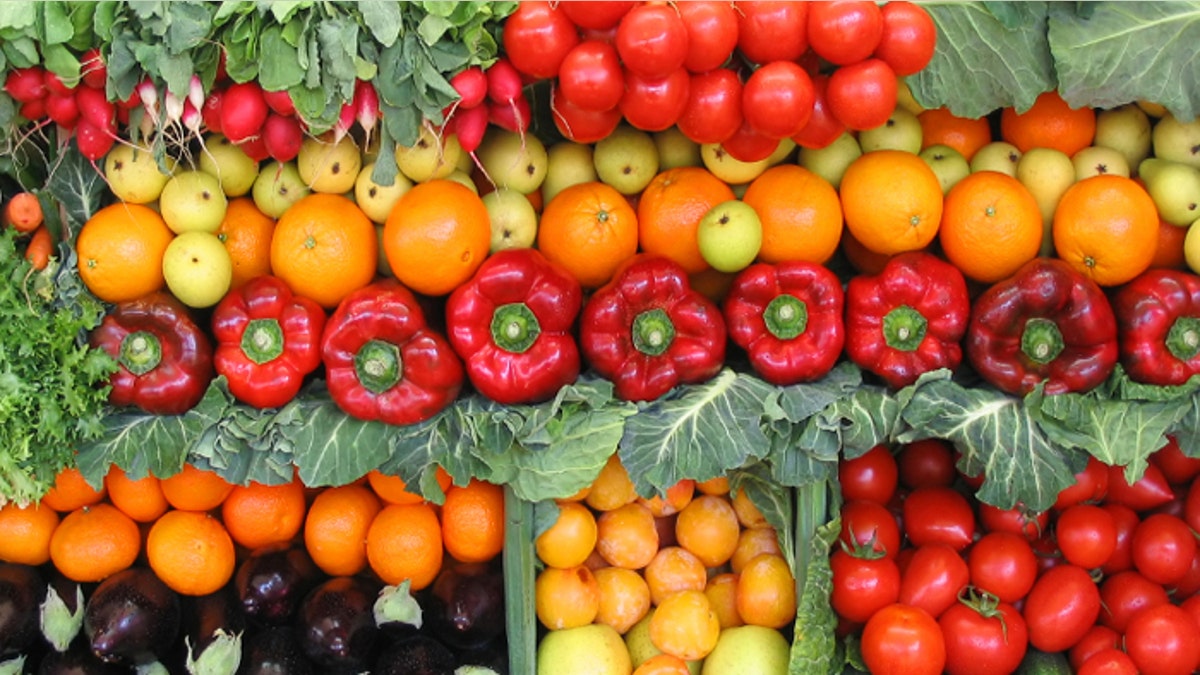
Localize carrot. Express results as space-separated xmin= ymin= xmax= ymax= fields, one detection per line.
xmin=3 ymin=192 xmax=43 ymax=233
xmin=24 ymin=225 xmax=53 ymax=270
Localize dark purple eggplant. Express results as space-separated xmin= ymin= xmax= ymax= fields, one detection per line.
xmin=83 ymin=567 xmax=180 ymax=666
xmin=236 ymin=627 xmax=313 ymax=675
xmin=372 ymin=634 xmax=454 ymax=675
xmin=425 ymin=560 xmax=505 ymax=651
xmin=166 ymin=585 xmax=247 ymax=674
xmin=456 ymin=641 xmax=509 ymax=675
xmin=0 ymin=562 xmax=46 ymax=658
xmin=36 ymin=637 xmax=128 ymax=675
xmin=295 ymin=575 xmax=382 ymax=672
xmin=235 ymin=545 xmax=322 ymax=627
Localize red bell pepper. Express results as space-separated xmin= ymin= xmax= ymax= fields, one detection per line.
xmin=445 ymin=248 xmax=582 ymax=405
xmin=845 ymin=251 xmax=970 ymax=389
xmin=723 ymin=261 xmax=845 ymax=385
xmin=211 ymin=275 xmax=326 ymax=409
xmin=580 ymin=254 xmax=726 ymax=402
xmin=89 ymin=292 xmax=213 ymax=415
xmin=323 ymin=279 xmax=464 ymax=424
xmin=967 ymin=257 xmax=1118 ymax=396
xmin=1112 ymin=268 xmax=1200 ymax=386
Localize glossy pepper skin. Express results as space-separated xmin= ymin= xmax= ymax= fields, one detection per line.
xmin=845 ymin=251 xmax=970 ymax=389
xmin=580 ymin=254 xmax=726 ymax=402
xmin=967 ymin=257 xmax=1118 ymax=396
xmin=724 ymin=261 xmax=845 ymax=385
xmin=323 ymin=279 xmax=464 ymax=424
xmin=1112 ymin=268 xmax=1200 ymax=386
xmin=212 ymin=275 xmax=326 ymax=409
xmin=446 ymin=248 xmax=582 ymax=405
xmin=89 ymin=292 xmax=213 ymax=415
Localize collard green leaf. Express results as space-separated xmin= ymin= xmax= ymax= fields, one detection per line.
xmin=384 ymin=408 xmax=462 ymax=503
xmin=775 ymin=361 xmax=863 ymax=423
xmin=45 ymin=144 xmax=108 ymax=237
xmin=1172 ymin=397 xmax=1200 ymax=458
xmin=809 ymin=384 xmax=902 ymax=460
xmin=789 ymin=515 xmax=840 ymax=675
xmin=489 ymin=440 xmax=615 ymax=504
xmin=289 ymin=397 xmax=395 ymax=487
xmin=730 ymin=464 xmax=795 ymax=572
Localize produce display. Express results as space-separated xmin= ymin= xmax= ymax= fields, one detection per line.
xmin=2 ymin=2 xmax=1200 ymax=674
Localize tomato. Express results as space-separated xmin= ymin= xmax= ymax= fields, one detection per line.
xmin=1030 ymin=532 xmax=1064 ymax=574
xmin=896 ymin=543 xmax=967 ymax=619
xmin=861 ymin=603 xmax=945 ymax=675
xmin=830 ymin=548 xmax=901 ymax=624
xmin=1151 ymin=435 xmax=1200 ymax=485
xmin=874 ymin=1 xmax=938 ymax=76
xmin=1076 ymin=649 xmax=1138 ymax=675
xmin=897 ymin=438 xmax=957 ymax=490
xmin=903 ymin=486 xmax=975 ymax=551
xmin=676 ymin=1 xmax=739 ymax=73
xmin=807 ymin=1 xmax=884 ymax=66
xmin=1069 ymin=625 xmax=1121 ymax=673
xmin=618 ymin=67 xmax=690 ymax=133
xmin=1181 ymin=594 xmax=1200 ymax=636
xmin=1105 ymin=462 xmax=1174 ymax=512
xmin=790 ymin=73 xmax=846 ymax=150
xmin=557 ymin=41 xmax=624 ymax=112
xmin=550 ymin=85 xmax=622 ymax=144
xmin=1186 ymin=475 xmax=1200 ymax=533
xmin=676 ymin=68 xmax=742 ymax=144
xmin=968 ymin=531 xmax=1038 ymax=603
xmin=1022 ymin=563 xmax=1101 ymax=653
xmin=720 ymin=120 xmax=780 ymax=163
xmin=559 ymin=0 xmax=636 ymax=31
xmin=1099 ymin=502 xmax=1139 ymax=575
xmin=1131 ymin=512 xmax=1197 ymax=586
xmin=1054 ymin=503 xmax=1117 ymax=570
xmin=826 ymin=58 xmax=898 ymax=131
xmin=615 ymin=3 xmax=688 ymax=79
xmin=1054 ymin=454 xmax=1109 ymax=510
xmin=978 ymin=502 xmax=1048 ymax=540
xmin=1169 ymin=547 xmax=1200 ymax=596
xmin=1097 ymin=569 xmax=1169 ymax=633
xmin=939 ymin=599 xmax=1028 ymax=675
xmin=741 ymin=60 xmax=815 ymax=139
xmin=838 ymin=444 xmax=899 ymax=505
xmin=735 ymin=1 xmax=809 ymax=65
xmin=501 ymin=2 xmax=580 ymax=80
xmin=1123 ymin=603 xmax=1200 ymax=675
xmin=840 ymin=499 xmax=902 ymax=559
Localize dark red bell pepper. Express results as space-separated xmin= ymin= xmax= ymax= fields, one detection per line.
xmin=445 ymin=248 xmax=582 ymax=405
xmin=580 ymin=254 xmax=726 ymax=402
xmin=967 ymin=257 xmax=1118 ymax=396
xmin=845 ymin=251 xmax=970 ymax=389
xmin=723 ymin=261 xmax=845 ymax=385
xmin=1112 ymin=268 xmax=1200 ymax=386
xmin=323 ymin=279 xmax=464 ymax=424
xmin=211 ymin=275 xmax=326 ymax=409
xmin=89 ymin=292 xmax=213 ymax=415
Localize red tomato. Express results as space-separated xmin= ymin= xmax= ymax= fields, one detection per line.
xmin=897 ymin=438 xmax=957 ymax=490
xmin=978 ymin=502 xmax=1048 ymax=540
xmin=807 ymin=1 xmax=884 ymax=66
xmin=1181 ymin=594 xmax=1200 ymax=635
xmin=741 ymin=60 xmax=815 ymax=139
xmin=1030 ymin=532 xmax=1064 ymax=574
xmin=898 ymin=543 xmax=969 ymax=619
xmin=1131 ymin=512 xmax=1197 ymax=586
xmin=676 ymin=1 xmax=739 ymax=73
xmin=1105 ymin=462 xmax=1174 ymax=512
xmin=939 ymin=599 xmax=1028 ymax=675
xmin=1169 ymin=547 xmax=1200 ymax=596
xmin=1123 ymin=603 xmax=1200 ymax=675
xmin=1152 ymin=435 xmax=1200 ymax=485
xmin=1022 ymin=563 xmax=1101 ymax=653
xmin=1099 ymin=502 xmax=1140 ymax=575
xmin=676 ymin=68 xmax=743 ymax=144
xmin=1097 ymin=569 xmax=1169 ymax=633
xmin=1069 ymin=625 xmax=1121 ymax=673
xmin=735 ymin=1 xmax=809 ymax=64
xmin=1054 ymin=454 xmax=1109 ymax=510
xmin=838 ymin=443 xmax=899 ymax=505
xmin=1076 ymin=649 xmax=1138 ymax=675
xmin=559 ymin=1 xmax=636 ymax=31
xmin=1054 ymin=503 xmax=1117 ymax=570
xmin=903 ymin=486 xmax=976 ymax=551
xmin=791 ymin=73 xmax=846 ymax=150
xmin=501 ymin=2 xmax=579 ymax=80
xmin=619 ymin=67 xmax=690 ymax=133
xmin=840 ymin=499 xmax=902 ymax=559
xmin=860 ymin=603 xmax=946 ymax=675
xmin=550 ymin=85 xmax=622 ymax=143
xmin=1186 ymin=475 xmax=1200 ymax=533
xmin=720 ymin=120 xmax=780 ymax=163
xmin=615 ymin=3 xmax=689 ymax=79
xmin=968 ymin=531 xmax=1038 ymax=603
xmin=826 ymin=58 xmax=898 ymax=131
xmin=830 ymin=548 xmax=901 ymax=624
xmin=874 ymin=1 xmax=938 ymax=76
xmin=557 ymin=41 xmax=624 ymax=112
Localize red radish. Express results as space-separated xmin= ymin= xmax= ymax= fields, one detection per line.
xmin=263 ymin=88 xmax=296 ymax=116
xmin=4 ymin=67 xmax=47 ymax=103
xmin=236 ymin=134 xmax=270 ymax=162
xmin=202 ymin=89 xmax=224 ymax=134
xmin=220 ymin=81 xmax=269 ymax=143
xmin=332 ymin=100 xmax=356 ymax=143
xmin=80 ymin=48 xmax=107 ymax=90
xmin=136 ymin=79 xmax=160 ymax=119
xmin=116 ymin=105 xmax=130 ymax=127
xmin=450 ymin=66 xmax=488 ymax=110
xmin=164 ymin=89 xmax=185 ymax=126
xmin=454 ymin=103 xmax=490 ymax=155
xmin=45 ymin=93 xmax=80 ymax=129
xmin=354 ymin=79 xmax=379 ymax=142
xmin=44 ymin=72 xmax=74 ymax=97
xmin=263 ymin=113 xmax=304 ymax=162
xmin=17 ymin=99 xmax=46 ymax=122
xmin=181 ymin=99 xmax=202 ymax=135
xmin=75 ymin=119 xmax=115 ymax=161
xmin=486 ymin=58 xmax=524 ymax=105
xmin=74 ymin=86 xmax=116 ymax=130
xmin=187 ymin=75 xmax=205 ymax=114
xmin=488 ymin=95 xmax=531 ymax=134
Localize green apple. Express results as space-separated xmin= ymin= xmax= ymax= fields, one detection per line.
xmin=1185 ymin=218 xmax=1200 ymax=275
xmin=896 ymin=77 xmax=926 ymax=116
xmin=701 ymin=626 xmax=789 ymax=675
xmin=797 ymin=132 xmax=862 ymax=189
xmin=654 ymin=126 xmax=702 ymax=169
xmin=162 ymin=231 xmax=233 ymax=309
xmin=858 ymin=107 xmax=923 ymax=154
xmin=394 ymin=123 xmax=463 ymax=183
xmin=105 ymin=144 xmax=175 ymax=204
xmin=1094 ymin=104 xmax=1152 ymax=170
xmin=594 ymin=125 xmax=660 ymax=195
xmin=354 ymin=162 xmax=412 ymax=224
xmin=697 ymin=200 xmax=762 ymax=273
xmin=198 ymin=133 xmax=259 ymax=197
xmin=444 ymin=169 xmax=479 ymax=193
xmin=543 ymin=141 xmax=597 ymax=204
xmin=159 ymin=170 xmax=228 ymax=234
xmin=297 ymin=134 xmax=362 ymax=194
xmin=484 ymin=187 xmax=539 ymax=252
xmin=1016 ymin=147 xmax=1076 ymax=256
xmin=537 ymin=624 xmax=631 ymax=675
xmin=1153 ymin=113 xmax=1200 ymax=169
xmin=766 ymin=137 xmax=797 ymax=166
xmin=1139 ymin=157 xmax=1200 ymax=226
xmin=919 ymin=144 xmax=971 ymax=194
xmin=1072 ymin=145 xmax=1130 ymax=180
xmin=702 ymin=143 xmax=770 ymax=185
xmin=252 ymin=161 xmax=311 ymax=219
xmin=969 ymin=141 xmax=1022 ymax=176
xmin=476 ymin=128 xmax=549 ymax=194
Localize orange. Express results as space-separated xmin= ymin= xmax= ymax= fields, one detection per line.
xmin=536 ymin=501 xmax=599 ymax=569
xmin=731 ymin=527 xmax=783 ymax=574
xmin=736 ymin=553 xmax=797 ymax=629
xmin=383 ymin=179 xmax=490 ymax=297
xmin=216 ymin=197 xmax=276 ymax=289
xmin=1153 ymin=218 xmax=1189 ymax=270
xmin=731 ymin=488 xmax=769 ymax=530
xmin=675 ymin=494 xmax=741 ymax=568
xmin=639 ymin=479 xmax=695 ymax=518
xmin=596 ymin=502 xmax=660 ymax=570
xmin=1052 ymin=174 xmax=1159 ymax=286
xmin=40 ymin=466 xmax=106 ymax=512
xmin=840 ymin=226 xmax=894 ymax=276
xmin=220 ymin=478 xmax=308 ymax=550
xmin=441 ymin=479 xmax=505 ymax=564
xmin=644 ymin=546 xmax=708 ymax=606
xmin=76 ymin=202 xmax=173 ymax=303
xmin=0 ymin=502 xmax=59 ymax=565
xmin=594 ymin=566 xmax=652 ymax=634
xmin=366 ymin=502 xmax=444 ymax=590
xmin=633 ymin=654 xmax=693 ymax=675
xmin=537 ymin=181 xmax=639 ymax=289
xmin=637 ymin=167 xmax=736 ymax=274
xmin=705 ymin=572 xmax=745 ymax=629
xmin=270 ymin=193 xmax=377 ymax=308
xmin=366 ymin=466 xmax=452 ymax=506
xmin=304 ymin=484 xmax=382 ymax=576
xmin=146 ymin=509 xmax=236 ymax=596
xmin=1001 ymin=90 xmax=1096 ymax=156
xmin=918 ymin=107 xmax=993 ymax=161
xmin=939 ymin=171 xmax=1043 ymax=283
xmin=586 ymin=452 xmax=639 ymax=512
xmin=49 ymin=504 xmax=140 ymax=582
xmin=648 ymin=589 xmax=721 ymax=661
xmin=535 ymin=564 xmax=600 ymax=630
xmin=840 ymin=150 xmax=943 ymax=256
xmin=159 ymin=464 xmax=234 ymax=512
xmin=742 ymin=164 xmax=843 ymax=265
xmin=104 ymin=466 xmax=169 ymax=523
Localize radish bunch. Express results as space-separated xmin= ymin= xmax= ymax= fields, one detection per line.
xmin=201 ymin=79 xmax=300 ymax=163
xmin=440 ymin=59 xmax=530 ymax=156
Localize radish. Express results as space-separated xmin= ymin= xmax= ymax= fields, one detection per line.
xmin=75 ymin=118 xmax=115 ymax=161
xmin=4 ymin=67 xmax=47 ymax=103
xmin=136 ymin=78 xmax=160 ymax=119
xmin=332 ymin=100 xmax=356 ymax=143
xmin=17 ymin=99 xmax=46 ymax=122
xmin=450 ymin=66 xmax=488 ymax=110
xmin=187 ymin=75 xmax=205 ymax=115
xmin=263 ymin=113 xmax=304 ymax=162
xmin=44 ymin=72 xmax=74 ymax=98
xmin=163 ymin=89 xmax=185 ymax=127
xmin=45 ymin=93 xmax=80 ymax=129
xmin=454 ymin=103 xmax=490 ymax=155
xmin=236 ymin=134 xmax=270 ymax=162
xmin=354 ymin=79 xmax=379 ymax=144
xmin=263 ymin=88 xmax=296 ymax=117
xmin=202 ymin=89 xmax=225 ymax=134
xmin=181 ymin=99 xmax=203 ymax=135
xmin=488 ymin=95 xmax=531 ymax=134
xmin=74 ymin=86 xmax=116 ymax=130
xmin=486 ymin=58 xmax=524 ymax=106
xmin=80 ymin=48 xmax=107 ymax=90
xmin=220 ymin=81 xmax=269 ymax=143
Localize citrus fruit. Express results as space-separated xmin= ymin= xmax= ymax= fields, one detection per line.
xmin=940 ymin=170 xmax=1044 ymax=283
xmin=159 ymin=464 xmax=234 ymax=512
xmin=742 ymin=164 xmax=843 ymax=264
xmin=840 ymin=150 xmax=943 ymax=255
xmin=1052 ymin=174 xmax=1159 ymax=286
xmin=104 ymin=466 xmax=169 ymax=523
xmin=638 ymin=167 xmax=736 ymax=274
xmin=220 ymin=478 xmax=308 ymax=550
xmin=49 ymin=504 xmax=140 ymax=582
xmin=40 ymin=467 xmax=106 ymax=513
xmin=918 ymin=107 xmax=993 ymax=161
xmin=76 ymin=202 xmax=174 ymax=303
xmin=366 ymin=501 xmax=444 ymax=590
xmin=0 ymin=502 xmax=58 ymax=565
xmin=146 ymin=509 xmax=236 ymax=596
xmin=536 ymin=565 xmax=601 ymax=630
xmin=270 ymin=192 xmax=377 ymax=308
xmin=304 ymin=484 xmax=382 ymax=577
xmin=538 ymin=181 xmax=639 ymax=289
xmin=442 ymin=479 xmax=505 ymax=564
xmin=383 ymin=179 xmax=491 ymax=297
xmin=216 ymin=197 xmax=276 ymax=289
xmin=1001 ymin=90 xmax=1096 ymax=157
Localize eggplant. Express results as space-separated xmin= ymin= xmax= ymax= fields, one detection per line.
xmin=236 ymin=627 xmax=313 ymax=675
xmin=425 ymin=560 xmax=505 ymax=651
xmin=170 ymin=585 xmax=246 ymax=675
xmin=36 ymin=637 xmax=128 ymax=675
xmin=0 ymin=562 xmax=46 ymax=658
xmin=372 ymin=634 xmax=454 ymax=675
xmin=83 ymin=567 xmax=180 ymax=666
xmin=295 ymin=575 xmax=382 ymax=672
xmin=235 ymin=545 xmax=322 ymax=627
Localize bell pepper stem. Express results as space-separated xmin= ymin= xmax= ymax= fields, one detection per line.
xmin=241 ymin=318 xmax=286 ymax=365
xmin=119 ymin=330 xmax=163 ymax=376
xmin=633 ymin=308 xmax=676 ymax=357
xmin=764 ymin=294 xmax=808 ymax=340
xmin=1021 ymin=318 xmax=1065 ymax=365
xmin=491 ymin=302 xmax=541 ymax=354
xmin=882 ymin=305 xmax=927 ymax=352
xmin=355 ymin=339 xmax=402 ymax=394
xmin=1167 ymin=316 xmax=1200 ymax=363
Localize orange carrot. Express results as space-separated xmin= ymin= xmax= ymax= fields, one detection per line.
xmin=24 ymin=225 xmax=52 ymax=270
xmin=3 ymin=192 xmax=44 ymax=233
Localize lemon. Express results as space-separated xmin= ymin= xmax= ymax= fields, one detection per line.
xmin=538 ymin=623 xmax=632 ymax=675
xmin=1186 ymin=220 xmax=1200 ymax=275
xmin=163 ymin=231 xmax=233 ymax=308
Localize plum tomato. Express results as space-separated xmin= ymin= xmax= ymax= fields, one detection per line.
xmin=1098 ymin=502 xmax=1140 ymax=576
xmin=1123 ymin=603 xmax=1200 ymax=675
xmin=897 ymin=438 xmax=957 ymax=490
xmin=741 ymin=60 xmax=815 ymax=139
xmin=897 ymin=543 xmax=969 ymax=619
xmin=557 ymin=41 xmax=625 ymax=113
xmin=978 ymin=502 xmax=1048 ymax=541
xmin=791 ymin=73 xmax=846 ymax=150
xmin=619 ymin=67 xmax=690 ymax=133
xmin=676 ymin=1 xmax=739 ymax=73
xmin=967 ymin=531 xmax=1038 ymax=604
xmin=1130 ymin=512 xmax=1197 ymax=586
xmin=1097 ymin=569 xmax=1169 ymax=633
xmin=1022 ymin=563 xmax=1101 ymax=654
xmin=1069 ymin=625 xmax=1121 ymax=673
xmin=1151 ymin=435 xmax=1200 ymax=485
xmin=1076 ymin=649 xmax=1138 ymax=675
xmin=1104 ymin=462 xmax=1174 ymax=512
xmin=902 ymin=486 xmax=975 ymax=551
xmin=1053 ymin=503 xmax=1117 ymax=570
xmin=559 ymin=1 xmax=636 ymax=31
xmin=676 ymin=68 xmax=743 ymax=145
xmin=840 ymin=499 xmax=902 ymax=559
xmin=860 ymin=603 xmax=946 ymax=675
xmin=1053 ymin=455 xmax=1109 ymax=511
xmin=838 ymin=444 xmax=899 ymax=505
xmin=826 ymin=58 xmax=898 ymax=131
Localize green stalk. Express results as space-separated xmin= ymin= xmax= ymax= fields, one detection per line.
xmin=504 ymin=485 xmax=536 ymax=675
